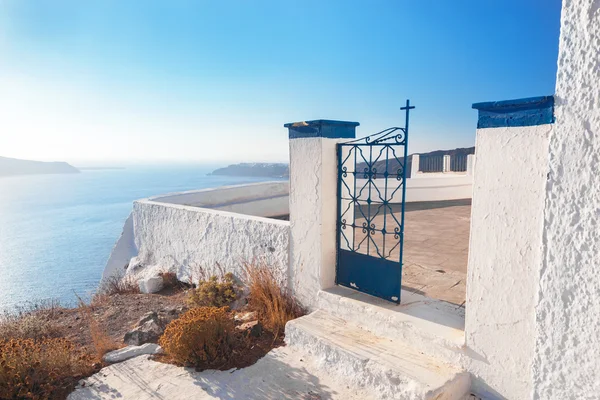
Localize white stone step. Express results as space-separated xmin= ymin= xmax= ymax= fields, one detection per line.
xmin=317 ymin=286 xmax=466 ymax=364
xmin=285 ymin=310 xmax=471 ymax=400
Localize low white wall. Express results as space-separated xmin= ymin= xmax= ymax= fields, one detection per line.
xmin=129 ymin=200 xmax=289 ymax=283
xmin=357 ymin=175 xmax=472 ymax=203
xmin=103 ymin=182 xmax=290 ymax=285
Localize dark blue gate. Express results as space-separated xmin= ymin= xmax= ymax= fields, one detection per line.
xmin=335 ymin=100 xmax=413 ymax=304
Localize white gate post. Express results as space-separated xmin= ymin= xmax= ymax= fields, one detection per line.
xmin=467 ymin=97 xmax=554 ymax=399
xmin=284 ymin=120 xmax=359 ymax=310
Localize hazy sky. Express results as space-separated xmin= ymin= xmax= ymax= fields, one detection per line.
xmin=0 ymin=1 xmax=561 ymax=165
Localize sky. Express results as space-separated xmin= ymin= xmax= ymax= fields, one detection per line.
xmin=0 ymin=1 xmax=562 ymax=166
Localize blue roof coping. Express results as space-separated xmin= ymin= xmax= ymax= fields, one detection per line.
xmin=472 ymin=96 xmax=555 ymax=128
xmin=284 ymin=119 xmax=360 ymax=139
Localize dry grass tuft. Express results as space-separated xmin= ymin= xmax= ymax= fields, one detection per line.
xmin=0 ymin=337 xmax=95 ymax=400
xmin=187 ymin=273 xmax=239 ymax=308
xmin=76 ymin=297 xmax=119 ymax=362
xmin=243 ymin=263 xmax=305 ymax=337
xmin=159 ymin=307 xmax=234 ymax=367
xmin=95 ymin=272 xmax=140 ymax=298
xmin=159 ymin=271 xmax=191 ymax=292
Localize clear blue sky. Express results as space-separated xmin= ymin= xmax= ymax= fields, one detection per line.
xmin=0 ymin=1 xmax=562 ymax=165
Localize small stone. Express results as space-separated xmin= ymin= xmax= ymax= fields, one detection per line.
xmin=138 ymin=311 xmax=159 ymax=326
xmin=124 ymin=320 xmax=163 ymax=345
xmin=234 ymin=311 xmax=257 ymax=323
xmin=138 ymin=276 xmax=164 ymax=294
xmin=236 ymin=320 xmax=262 ymax=337
xmin=103 ymin=343 xmax=163 ymax=363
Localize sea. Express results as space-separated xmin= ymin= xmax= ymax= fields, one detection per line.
xmin=0 ymin=166 xmax=272 ymax=313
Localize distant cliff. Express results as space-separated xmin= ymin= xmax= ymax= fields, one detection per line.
xmin=0 ymin=156 xmax=80 ymax=177
xmin=211 ymin=163 xmax=289 ymax=178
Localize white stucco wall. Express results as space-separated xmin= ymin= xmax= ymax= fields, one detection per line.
xmin=130 ymin=200 xmax=289 ymax=283
xmin=288 ymin=137 xmax=339 ymax=309
xmin=465 ymin=124 xmax=551 ymax=399
xmin=532 ymin=1 xmax=600 ymax=398
xmin=357 ymin=175 xmax=473 ymax=203
xmin=103 ymin=182 xmax=290 ymax=284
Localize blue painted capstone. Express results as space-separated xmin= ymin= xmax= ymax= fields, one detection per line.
xmin=284 ymin=120 xmax=359 ymax=139
xmin=472 ymin=95 xmax=555 ymax=128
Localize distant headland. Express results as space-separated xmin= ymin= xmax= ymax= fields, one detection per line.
xmin=0 ymin=156 xmax=80 ymax=177
xmin=210 ymin=163 xmax=289 ymax=178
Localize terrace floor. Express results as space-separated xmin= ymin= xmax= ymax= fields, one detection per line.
xmin=353 ymin=199 xmax=471 ymax=306
xmin=402 ymin=199 xmax=470 ymax=306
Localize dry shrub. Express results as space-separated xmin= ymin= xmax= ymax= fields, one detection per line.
xmin=187 ymin=273 xmax=239 ymax=308
xmin=0 ymin=313 xmax=63 ymax=341
xmin=0 ymin=338 xmax=94 ymax=400
xmin=0 ymin=301 xmax=64 ymax=341
xmin=95 ymin=272 xmax=140 ymax=297
xmin=244 ymin=263 xmax=305 ymax=337
xmin=158 ymin=307 xmax=234 ymax=367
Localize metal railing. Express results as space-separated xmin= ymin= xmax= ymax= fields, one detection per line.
xmin=419 ymin=155 xmax=444 ymax=172
xmin=450 ymin=154 xmax=468 ymax=172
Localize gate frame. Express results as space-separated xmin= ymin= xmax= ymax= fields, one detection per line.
xmin=334 ymin=100 xmax=414 ymax=304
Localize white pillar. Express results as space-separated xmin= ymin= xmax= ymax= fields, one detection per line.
xmin=443 ymin=154 xmax=451 ymax=172
xmin=466 ymin=154 xmax=475 ymax=176
xmin=467 ymin=97 xmax=554 ymax=399
xmin=410 ymin=154 xmax=420 ymax=178
xmin=284 ymin=120 xmax=359 ymax=310
xmin=532 ymin=1 xmax=600 ymax=398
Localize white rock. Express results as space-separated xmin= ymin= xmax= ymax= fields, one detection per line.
xmin=234 ymin=311 xmax=257 ymax=322
xmin=103 ymin=343 xmax=163 ymax=364
xmin=138 ymin=276 xmax=164 ymax=294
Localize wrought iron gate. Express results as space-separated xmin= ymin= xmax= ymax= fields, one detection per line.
xmin=335 ymin=100 xmax=414 ymax=304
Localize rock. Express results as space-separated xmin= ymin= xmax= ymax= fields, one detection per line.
xmin=124 ymin=320 xmax=163 ymax=345
xmin=138 ymin=311 xmax=159 ymax=326
xmin=234 ymin=311 xmax=257 ymax=323
xmin=103 ymin=343 xmax=163 ymax=363
xmin=138 ymin=276 xmax=164 ymax=294
xmin=236 ymin=320 xmax=262 ymax=337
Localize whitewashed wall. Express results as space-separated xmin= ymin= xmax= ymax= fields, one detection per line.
xmin=129 ymin=200 xmax=289 ymax=283
xmin=357 ymin=174 xmax=472 ymax=203
xmin=103 ymin=182 xmax=290 ymax=285
xmin=533 ymin=1 xmax=600 ymax=398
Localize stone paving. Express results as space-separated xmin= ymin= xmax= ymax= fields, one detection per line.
xmin=352 ymin=199 xmax=471 ymax=306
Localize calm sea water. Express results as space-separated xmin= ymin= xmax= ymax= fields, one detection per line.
xmin=0 ymin=166 xmax=270 ymax=313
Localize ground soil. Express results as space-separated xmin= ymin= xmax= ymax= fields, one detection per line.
xmin=2 ymin=287 xmax=286 ymax=399
xmin=48 ymin=291 xmax=189 ymax=353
